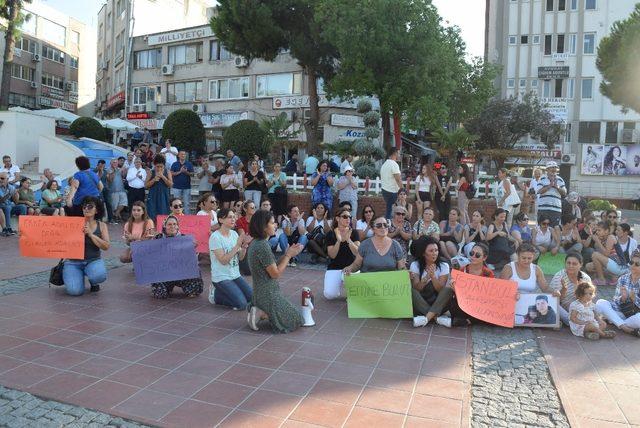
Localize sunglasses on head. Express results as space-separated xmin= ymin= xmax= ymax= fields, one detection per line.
xmin=374 ymin=222 xmax=388 ymax=229
xmin=470 ymin=251 xmax=484 ymax=258
xmin=173 ymin=204 xmax=183 ymax=209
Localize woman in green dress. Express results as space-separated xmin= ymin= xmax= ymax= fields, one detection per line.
xmin=247 ymin=209 xmax=304 ymax=333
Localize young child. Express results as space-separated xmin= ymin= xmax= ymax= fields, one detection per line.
xmin=569 ymin=282 xmax=616 ymax=340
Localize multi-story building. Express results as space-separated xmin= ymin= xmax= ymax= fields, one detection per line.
xmin=0 ymin=0 xmax=95 ymax=116
xmin=486 ymin=0 xmax=640 ymax=199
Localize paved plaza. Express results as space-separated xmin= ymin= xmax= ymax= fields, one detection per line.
xmin=0 ymin=226 xmax=638 ymax=427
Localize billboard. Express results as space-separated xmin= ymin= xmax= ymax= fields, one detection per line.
xmin=581 ymin=144 xmax=636 ymax=176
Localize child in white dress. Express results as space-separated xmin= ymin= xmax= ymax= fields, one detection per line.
xmin=569 ymin=282 xmax=616 ymax=340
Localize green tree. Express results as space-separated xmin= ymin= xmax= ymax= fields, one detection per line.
xmin=465 ymin=94 xmax=565 ymax=169
xmin=260 ymin=112 xmax=301 ymax=163
xmin=431 ymin=128 xmax=477 ymax=175
xmin=69 ymin=117 xmax=106 ymax=141
xmin=0 ymin=0 xmax=32 ymax=110
xmin=318 ymin=0 xmax=461 ymax=149
xmin=162 ymin=109 xmax=206 ymax=154
xmin=596 ymin=4 xmax=640 ymax=114
xmin=211 ymin=0 xmax=337 ymax=154
xmin=222 ymin=119 xmax=269 ymax=160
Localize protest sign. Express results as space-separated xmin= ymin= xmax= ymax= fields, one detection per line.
xmin=514 ymin=293 xmax=560 ymax=328
xmin=451 ymin=270 xmax=518 ymax=328
xmin=537 ymin=253 xmax=565 ymax=276
xmin=131 ymin=236 xmax=199 ymax=285
xmin=157 ymin=215 xmax=210 ymax=253
xmin=19 ymin=216 xmax=85 ymax=259
xmin=344 ymin=271 xmax=412 ymax=318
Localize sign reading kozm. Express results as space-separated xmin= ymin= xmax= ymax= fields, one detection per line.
xmin=147 ymin=26 xmax=213 ymax=46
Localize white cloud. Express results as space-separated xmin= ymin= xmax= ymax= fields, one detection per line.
xmin=432 ymin=0 xmax=486 ymax=58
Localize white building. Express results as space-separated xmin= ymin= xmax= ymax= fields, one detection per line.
xmin=486 ymin=0 xmax=640 ymax=200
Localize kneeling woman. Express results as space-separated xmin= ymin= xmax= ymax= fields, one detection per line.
xmin=150 ymin=216 xmax=204 ymax=299
xmin=247 ymin=210 xmax=304 ymax=333
xmin=63 ymin=196 xmax=110 ymax=296
xmin=209 ymin=208 xmax=252 ymax=309
xmin=324 ymin=207 xmax=360 ymax=299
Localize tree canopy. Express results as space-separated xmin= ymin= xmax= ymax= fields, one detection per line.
xmin=161 ymin=109 xmax=206 ymax=154
xmin=596 ymin=4 xmax=640 ymax=114
xmin=70 ymin=117 xmax=106 ymax=141
xmin=222 ymin=119 xmax=269 ymax=160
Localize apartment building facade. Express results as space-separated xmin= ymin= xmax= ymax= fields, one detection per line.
xmin=486 ymin=0 xmax=640 ymax=198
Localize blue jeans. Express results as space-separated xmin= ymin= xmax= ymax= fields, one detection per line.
xmin=269 ymin=235 xmax=280 ymax=251
xmin=63 ymin=259 xmax=107 ymax=296
xmin=278 ymin=232 xmax=308 ymax=253
xmin=171 ymin=188 xmax=192 ymax=214
xmin=381 ymin=189 xmax=398 ymax=219
xmin=213 ymin=277 xmax=253 ymax=309
xmin=0 ymin=203 xmax=26 ymax=228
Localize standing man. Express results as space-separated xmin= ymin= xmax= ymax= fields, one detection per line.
xmin=131 ymin=127 xmax=143 ymax=151
xmin=536 ymin=161 xmax=566 ymax=228
xmin=126 ymin=158 xmax=147 ymax=208
xmin=170 ymin=151 xmax=194 ymax=214
xmin=142 ymin=127 xmax=152 ymax=145
xmin=107 ymin=158 xmax=128 ymax=222
xmin=284 ymin=153 xmax=299 ymax=175
xmin=340 ymin=155 xmax=354 ymax=174
xmin=304 ymin=152 xmax=319 ymax=176
xmin=39 ymin=168 xmax=63 ymax=190
xmin=527 ymin=168 xmax=542 ymax=217
xmin=94 ymin=159 xmax=113 ymax=223
xmin=380 ymin=147 xmax=403 ymax=219
xmin=0 ymin=155 xmax=21 ymax=189
xmin=160 ymin=139 xmax=179 ymax=170
xmin=227 ymin=149 xmax=244 ymax=173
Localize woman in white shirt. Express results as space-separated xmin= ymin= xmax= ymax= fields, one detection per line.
xmin=495 ymin=168 xmax=521 ymax=229
xmin=356 ymin=204 xmax=376 ymax=241
xmin=532 ymin=215 xmax=560 ymax=256
xmin=414 ymin=164 xmax=434 ymax=219
xmin=220 ymin=163 xmax=242 ymax=209
xmin=500 ymin=243 xmax=548 ymax=294
xmin=196 ymin=192 xmax=219 ymax=232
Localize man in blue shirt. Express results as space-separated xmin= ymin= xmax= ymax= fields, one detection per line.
xmin=170 ymin=151 xmax=194 ymax=214
xmin=303 ymin=153 xmax=319 ymax=175
xmin=226 ymin=149 xmax=243 ymax=173
xmin=131 ymin=127 xmax=144 ymax=151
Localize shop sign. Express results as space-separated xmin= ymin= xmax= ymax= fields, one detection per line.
xmin=147 ymin=26 xmax=213 ymax=46
xmin=331 ymin=114 xmax=365 ymax=128
xmin=41 ymin=86 xmax=65 ymax=101
xmin=552 ymin=53 xmax=570 ymax=61
xmin=129 ymin=118 xmax=159 ymax=129
xmin=538 ymin=66 xmax=570 ymax=79
xmin=273 ymin=95 xmax=380 ymax=110
xmin=40 ymin=97 xmax=76 ymax=112
xmin=68 ymin=92 xmax=78 ymax=103
xmin=127 ymin=112 xmax=151 ymax=120
xmin=106 ymin=91 xmax=125 ymax=109
xmin=199 ymin=111 xmax=248 ymax=128
xmin=540 ymin=98 xmax=568 ymax=123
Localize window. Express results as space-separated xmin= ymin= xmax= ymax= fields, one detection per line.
xmin=532 ymin=35 xmax=540 ymax=44
xmin=581 ymin=78 xmax=593 ymax=99
xmin=531 ymin=79 xmax=539 ymax=88
xmin=167 ymin=81 xmax=203 ymax=103
xmin=67 ymin=81 xmax=78 ymax=92
xmin=571 ymin=0 xmax=578 ymax=10
xmin=11 ymin=64 xmax=35 ymax=81
xmin=578 ymin=121 xmax=600 ymax=143
xmin=99 ymin=23 xmax=104 ymax=39
xmin=15 ymin=37 xmax=37 ymax=54
xmin=543 ymin=80 xmax=551 ymax=97
xmin=106 ymin=12 xmax=111 ymax=29
xmin=20 ymin=11 xmax=37 ymax=35
xmin=583 ymin=33 xmax=595 ymax=54
xmin=71 ymin=30 xmax=80 ymax=45
xmin=567 ymin=78 xmax=575 ymax=98
xmin=519 ymin=79 xmax=527 ymax=88
xmin=8 ymin=93 xmax=36 ymax=108
xmin=209 ymin=41 xmax=232 ymax=61
xmin=555 ymin=79 xmax=563 ymax=97
xmin=558 ymin=0 xmax=566 ymax=11
xmin=585 ymin=0 xmax=596 ymax=10
xmin=116 ymin=0 xmax=125 ymax=15
xmin=257 ymin=73 xmax=302 ymax=97
xmin=168 ymin=43 xmax=203 ymax=65
xmin=569 ymin=34 xmax=577 ymax=54
xmin=41 ymin=72 xmax=64 ymax=90
xmin=546 ymin=0 xmax=554 ymax=11
xmin=115 ymin=67 xmax=124 ymax=90
xmin=623 ymin=122 xmax=636 ymax=130
xmin=115 ymin=31 xmax=124 ymax=53
xmin=557 ymin=34 xmax=565 ymax=53
xmin=508 ymin=36 xmax=517 ymax=45
xmin=132 ymin=86 xmax=157 ymax=105
xmin=134 ymin=49 xmax=161 ymax=69
xmin=41 ymin=18 xmax=66 ymax=46
xmin=605 ymin=122 xmax=618 ymax=143
xmin=544 ymin=35 xmax=552 ymax=55
xmin=507 ymin=79 xmax=515 ymax=89
xmin=208 ymin=77 xmax=249 ymax=100
xmin=42 ymin=45 xmax=65 ymax=63
xmin=521 ymin=35 xmax=528 ymax=44
xmin=70 ymin=56 xmax=79 ymax=68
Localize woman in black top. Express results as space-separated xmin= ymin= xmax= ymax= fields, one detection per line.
xmin=62 ymin=196 xmax=110 ymax=296
xmin=243 ymin=159 xmax=266 ymax=208
xmin=486 ymin=208 xmax=516 ymax=269
xmin=323 ymin=207 xmax=360 ymax=299
xmin=435 ymin=165 xmax=453 ymax=222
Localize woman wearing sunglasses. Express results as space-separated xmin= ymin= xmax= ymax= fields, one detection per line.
xmin=388 ymin=206 xmax=412 ymax=258
xmin=62 ymin=196 xmax=110 ymax=296
xmin=343 ymin=216 xmax=405 ymax=275
xmin=356 ymin=205 xmax=376 ymax=241
xmin=169 ymin=197 xmax=184 ymax=217
xmin=531 ymin=214 xmax=559 ymax=256
xmin=510 ymin=212 xmax=532 ymax=250
xmin=324 ymin=208 xmax=360 ymax=299
xmin=196 ymin=192 xmax=219 ymax=232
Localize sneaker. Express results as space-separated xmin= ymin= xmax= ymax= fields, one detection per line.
xmin=90 ymin=284 xmax=100 ymax=293
xmin=1 ymin=229 xmax=8 ymax=237
xmin=413 ymin=316 xmax=428 ymax=328
xmin=208 ymin=285 xmax=216 ymax=305
xmin=7 ymin=229 xmax=16 ymax=236
xmin=247 ymin=305 xmax=259 ymax=331
xmin=290 ymin=258 xmax=297 ymax=267
xmin=436 ymin=316 xmax=452 ymax=328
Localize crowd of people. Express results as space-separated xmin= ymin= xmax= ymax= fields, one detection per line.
xmin=5 ymin=145 xmax=640 ymax=339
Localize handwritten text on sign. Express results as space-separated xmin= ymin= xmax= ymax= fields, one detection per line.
xmin=344 ymin=271 xmax=413 ymax=319
xmin=157 ymin=215 xmax=210 ymax=253
xmin=451 ymin=270 xmax=518 ymax=328
xmin=19 ymin=216 xmax=85 ymax=259
xmin=131 ymin=236 xmax=199 ymax=285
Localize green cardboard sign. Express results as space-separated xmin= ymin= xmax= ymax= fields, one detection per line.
xmin=344 ymin=271 xmax=413 ymax=319
xmin=537 ymin=253 xmax=565 ymax=276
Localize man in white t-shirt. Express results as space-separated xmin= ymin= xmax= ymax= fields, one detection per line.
xmin=536 ymin=161 xmax=566 ymax=227
xmin=340 ymin=155 xmax=354 ymax=174
xmin=0 ymin=155 xmax=21 ymax=188
xmin=380 ymin=147 xmax=403 ymax=219
xmin=160 ymin=139 xmax=179 ymax=170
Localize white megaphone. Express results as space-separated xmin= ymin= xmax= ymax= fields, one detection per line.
xmin=300 ymin=287 xmax=315 ymax=327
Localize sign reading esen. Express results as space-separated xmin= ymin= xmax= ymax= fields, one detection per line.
xmin=147 ymin=26 xmax=213 ymax=46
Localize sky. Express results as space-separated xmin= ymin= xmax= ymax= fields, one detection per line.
xmin=38 ymin=0 xmax=486 ymax=58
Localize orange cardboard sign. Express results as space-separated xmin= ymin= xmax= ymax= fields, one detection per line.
xmin=451 ymin=270 xmax=518 ymax=328
xmin=156 ymin=215 xmax=211 ymax=253
xmin=19 ymin=216 xmax=85 ymax=259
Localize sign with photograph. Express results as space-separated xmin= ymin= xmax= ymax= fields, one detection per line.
xmin=538 ymin=66 xmax=570 ymax=79
xmin=514 ymin=293 xmax=560 ymax=328
xmin=580 ymin=144 xmax=637 ymax=176
xmin=626 ymin=145 xmax=640 ymax=175
xmin=603 ymin=145 xmax=628 ymax=176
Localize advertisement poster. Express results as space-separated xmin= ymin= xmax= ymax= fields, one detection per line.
xmin=603 ymin=145 xmax=628 ymax=176
xmin=581 ymin=145 xmax=604 ymax=175
xmin=626 ymin=145 xmax=640 ymax=175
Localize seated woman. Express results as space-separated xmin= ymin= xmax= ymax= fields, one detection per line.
xmin=486 ymin=208 xmax=516 ymax=270
xmin=16 ymin=177 xmax=39 ymax=215
xmin=279 ymin=204 xmax=308 ymax=267
xmin=595 ymin=249 xmax=640 ymax=337
xmin=412 ymin=207 xmax=440 ymax=241
xmin=558 ymin=214 xmax=583 ymax=254
xmin=246 ymin=210 xmax=304 ymax=333
xmin=392 ymin=188 xmax=413 ymax=222
xmin=462 ymin=210 xmax=487 ymax=257
xmin=388 ymin=206 xmax=412 ymax=258
xmin=324 ymin=207 xmax=360 ymax=299
xmin=150 ymin=216 xmax=204 ymax=299
xmin=120 ymin=201 xmax=155 ymax=263
xmin=500 ymin=243 xmax=548 ymax=295
xmin=409 ymin=236 xmax=453 ymax=328
xmin=549 ymin=253 xmax=591 ymax=325
xmin=169 ymin=197 xmax=185 ymax=217
xmin=532 ymin=215 xmax=560 ymax=256
xmin=438 ymin=208 xmax=464 ymax=260
xmin=588 ymin=222 xmax=637 ymax=286
xmin=196 ymin=192 xmax=219 ymax=232
xmin=356 ymin=205 xmax=375 ymax=241
xmin=40 ymin=180 xmax=64 ymax=216
xmin=343 ymin=215 xmax=405 ymax=275
xmin=510 ymin=212 xmax=532 ymax=250
xmin=209 ymin=208 xmax=252 ymax=310
xmin=579 ymin=216 xmax=598 ymax=264
xmin=62 ymin=196 xmax=110 ymax=296
xmin=305 ymin=202 xmax=331 ymax=263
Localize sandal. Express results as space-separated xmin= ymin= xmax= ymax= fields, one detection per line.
xmin=585 ymin=332 xmax=600 ymax=340
xmin=602 ymin=330 xmax=616 ymax=339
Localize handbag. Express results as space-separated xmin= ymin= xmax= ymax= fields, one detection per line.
xmin=274 ymin=186 xmax=287 ymax=196
xmin=49 ymin=259 xmax=64 ymax=286
xmin=618 ymin=299 xmax=639 ymax=318
xmin=465 ymin=184 xmax=476 ymax=199
xmin=307 ymin=225 xmax=325 ymax=244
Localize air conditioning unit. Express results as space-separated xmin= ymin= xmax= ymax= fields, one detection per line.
xmin=30 ymin=81 xmax=37 ymax=89
xmin=65 ymin=82 xmax=73 ymax=91
xmin=101 ymin=61 xmax=108 ymax=70
xmin=234 ymin=56 xmax=249 ymax=68
xmin=191 ymin=103 xmax=206 ymax=113
xmin=161 ymin=64 xmax=174 ymax=75
xmin=561 ymin=154 xmax=576 ymax=165
xmin=145 ymin=100 xmax=157 ymax=112
xmin=32 ymin=53 xmax=41 ymax=62
xmin=281 ymin=110 xmax=294 ymax=121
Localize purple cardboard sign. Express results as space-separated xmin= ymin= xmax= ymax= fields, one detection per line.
xmin=131 ymin=236 xmax=199 ymax=285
